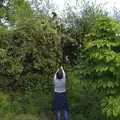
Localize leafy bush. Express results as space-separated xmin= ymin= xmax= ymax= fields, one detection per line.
xmin=69 ymin=71 xmax=105 ymax=120
xmin=78 ymin=16 xmax=120 ymax=119
xmin=23 ymin=91 xmax=52 ymax=115
xmin=14 ymin=114 xmax=39 ymax=120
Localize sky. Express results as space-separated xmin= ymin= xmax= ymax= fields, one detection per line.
xmin=51 ymin=0 xmax=120 ymax=15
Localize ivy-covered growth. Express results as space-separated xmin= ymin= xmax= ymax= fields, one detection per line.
xmin=7 ymin=14 xmax=61 ymax=92
xmin=79 ymin=16 xmax=120 ymax=118
xmin=0 ymin=0 xmax=61 ymax=92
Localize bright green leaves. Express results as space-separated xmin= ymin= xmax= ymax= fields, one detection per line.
xmin=96 ymin=79 xmax=119 ymax=89
xmin=0 ymin=48 xmax=7 ymax=59
xmin=102 ymin=96 xmax=120 ymax=117
xmin=91 ymin=16 xmax=120 ymax=39
xmin=85 ymin=40 xmax=120 ymax=50
xmin=0 ymin=0 xmax=61 ymax=91
xmin=10 ymin=14 xmax=60 ymax=91
xmin=79 ymin=16 xmax=120 ymax=118
xmin=6 ymin=0 xmax=33 ymax=25
xmin=0 ymin=48 xmax=8 ymax=66
xmin=0 ymin=7 xmax=6 ymax=18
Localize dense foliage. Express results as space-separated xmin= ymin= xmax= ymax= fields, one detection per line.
xmin=1 ymin=0 xmax=120 ymax=120
xmin=77 ymin=16 xmax=120 ymax=119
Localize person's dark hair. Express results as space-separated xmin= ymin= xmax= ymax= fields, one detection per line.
xmin=56 ymin=69 xmax=63 ymax=79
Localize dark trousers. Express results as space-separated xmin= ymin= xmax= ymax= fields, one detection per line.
xmin=52 ymin=92 xmax=69 ymax=120
xmin=55 ymin=110 xmax=69 ymax=120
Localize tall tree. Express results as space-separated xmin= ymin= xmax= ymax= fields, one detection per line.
xmin=79 ymin=16 xmax=120 ymax=119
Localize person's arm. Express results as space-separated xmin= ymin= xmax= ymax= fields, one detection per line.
xmin=54 ymin=68 xmax=59 ymax=81
xmin=60 ymin=66 xmax=66 ymax=80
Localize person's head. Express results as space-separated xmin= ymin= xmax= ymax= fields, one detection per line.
xmin=56 ymin=68 xmax=63 ymax=79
